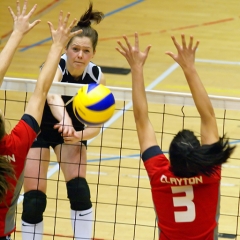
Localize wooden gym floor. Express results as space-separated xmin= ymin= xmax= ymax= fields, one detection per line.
xmin=1 ymin=0 xmax=240 ymax=239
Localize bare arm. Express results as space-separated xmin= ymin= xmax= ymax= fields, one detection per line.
xmin=49 ymin=72 xmax=75 ymax=137
xmin=24 ymin=11 xmax=82 ymax=125
xmin=47 ymin=68 xmax=72 ymax=125
xmin=166 ymin=34 xmax=219 ymax=145
xmin=0 ymin=0 xmax=40 ymax=84
xmin=116 ymin=33 xmax=155 ymax=154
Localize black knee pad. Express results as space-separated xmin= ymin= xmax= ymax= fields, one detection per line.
xmin=22 ymin=190 xmax=47 ymax=224
xmin=66 ymin=177 xmax=92 ymax=211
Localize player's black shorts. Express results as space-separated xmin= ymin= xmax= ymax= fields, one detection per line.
xmin=31 ymin=126 xmax=87 ymax=149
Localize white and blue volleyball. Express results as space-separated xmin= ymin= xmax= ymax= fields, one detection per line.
xmin=73 ymin=83 xmax=115 ymax=125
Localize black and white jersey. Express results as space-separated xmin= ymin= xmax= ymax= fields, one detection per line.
xmin=40 ymin=53 xmax=102 ymax=131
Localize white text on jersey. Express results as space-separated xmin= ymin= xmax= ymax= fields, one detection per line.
xmin=3 ymin=154 xmax=16 ymax=162
xmin=160 ymin=175 xmax=203 ymax=185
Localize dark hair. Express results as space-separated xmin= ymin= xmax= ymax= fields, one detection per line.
xmin=0 ymin=115 xmax=5 ymax=141
xmin=169 ymin=129 xmax=235 ymax=178
xmin=66 ymin=2 xmax=104 ymax=51
xmin=0 ymin=156 xmax=16 ymax=204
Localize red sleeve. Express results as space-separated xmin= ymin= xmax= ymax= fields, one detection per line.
xmin=142 ymin=146 xmax=170 ymax=179
xmin=10 ymin=119 xmax=37 ymax=157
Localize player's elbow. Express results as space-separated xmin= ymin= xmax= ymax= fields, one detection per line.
xmin=47 ymin=94 xmax=57 ymax=105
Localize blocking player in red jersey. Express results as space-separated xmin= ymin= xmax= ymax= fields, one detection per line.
xmin=0 ymin=1 xmax=81 ymax=239
xmin=116 ymin=33 xmax=235 ymax=240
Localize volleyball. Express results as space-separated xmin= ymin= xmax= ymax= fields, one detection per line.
xmin=73 ymin=83 xmax=115 ymax=125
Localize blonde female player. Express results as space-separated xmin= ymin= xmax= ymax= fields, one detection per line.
xmin=22 ymin=3 xmax=105 ymax=240
xmin=0 ymin=1 xmax=81 ymax=239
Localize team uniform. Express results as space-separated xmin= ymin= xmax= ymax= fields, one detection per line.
xmin=0 ymin=114 xmax=40 ymax=239
xmin=32 ymin=53 xmax=102 ymax=148
xmin=142 ymin=145 xmax=220 ymax=240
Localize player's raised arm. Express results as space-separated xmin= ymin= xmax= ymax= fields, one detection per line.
xmin=166 ymin=34 xmax=219 ymax=145
xmin=24 ymin=11 xmax=82 ymax=125
xmin=0 ymin=0 xmax=40 ymax=84
xmin=116 ymin=33 xmax=155 ymax=153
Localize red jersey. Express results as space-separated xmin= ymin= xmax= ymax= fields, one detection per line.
xmin=0 ymin=114 xmax=39 ymax=237
xmin=142 ymin=145 xmax=220 ymax=240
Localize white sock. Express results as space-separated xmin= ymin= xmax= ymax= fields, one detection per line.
xmin=21 ymin=220 xmax=43 ymax=240
xmin=71 ymin=208 xmax=93 ymax=240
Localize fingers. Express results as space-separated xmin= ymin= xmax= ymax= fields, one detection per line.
xmin=171 ymin=34 xmax=199 ymax=51
xmin=55 ymin=11 xmax=81 ymax=36
xmin=134 ymin=32 xmax=139 ymax=50
xmin=144 ymin=45 xmax=151 ymax=56
xmin=47 ymin=21 xmax=54 ymax=32
xmin=68 ymin=18 xmax=83 ymax=38
xmin=193 ymin=39 xmax=200 ymax=52
xmin=26 ymin=3 xmax=37 ymax=19
xmin=117 ymin=37 xmax=128 ymax=53
xmin=50 ymin=11 xmax=83 ymax=46
xmin=165 ymin=51 xmax=175 ymax=59
xmin=60 ymin=12 xmax=82 ymax=37
xmin=116 ymin=33 xmax=151 ymax=67
xmin=63 ymin=137 xmax=73 ymax=143
xmin=62 ymin=125 xmax=74 ymax=135
xmin=68 ymin=18 xmax=78 ymax=32
xmin=181 ymin=34 xmax=186 ymax=48
xmin=54 ymin=123 xmax=75 ymax=138
xmin=58 ymin=10 xmax=63 ymax=27
xmin=58 ymin=11 xmax=71 ymax=29
xmin=171 ymin=35 xmax=181 ymax=50
xmin=8 ymin=6 xmax=15 ymax=19
xmin=69 ymin=18 xmax=82 ymax=38
xmin=123 ymin=35 xmax=132 ymax=51
xmin=188 ymin=35 xmax=193 ymax=49
xmin=21 ymin=0 xmax=27 ymax=15
xmin=29 ymin=19 xmax=41 ymax=29
xmin=16 ymin=0 xmax=20 ymax=16
xmin=63 ymin=135 xmax=79 ymax=144
xmin=10 ymin=0 xmax=37 ymax=19
xmin=115 ymin=46 xmax=126 ymax=57
xmin=63 ymin=12 xmax=71 ymax=27
xmin=116 ymin=35 xmax=133 ymax=56
xmin=70 ymin=29 xmax=82 ymax=38
xmin=53 ymin=123 xmax=61 ymax=130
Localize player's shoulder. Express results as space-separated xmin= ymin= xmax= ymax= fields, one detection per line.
xmin=142 ymin=145 xmax=164 ymax=162
xmin=59 ymin=54 xmax=67 ymax=71
xmin=20 ymin=114 xmax=40 ymax=134
xmin=82 ymin=62 xmax=102 ymax=82
xmin=87 ymin=62 xmax=102 ymax=75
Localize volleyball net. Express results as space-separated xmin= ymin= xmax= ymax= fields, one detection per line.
xmin=2 ymin=77 xmax=240 ymax=240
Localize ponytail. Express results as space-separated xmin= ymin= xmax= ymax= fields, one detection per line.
xmin=66 ymin=2 xmax=104 ymax=51
xmin=0 ymin=156 xmax=16 ymax=204
xmin=169 ymin=130 xmax=235 ymax=178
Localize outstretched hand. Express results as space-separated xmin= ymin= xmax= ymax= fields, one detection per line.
xmin=165 ymin=34 xmax=199 ymax=70
xmin=8 ymin=0 xmax=41 ymax=35
xmin=47 ymin=11 xmax=82 ymax=48
xmin=116 ymin=32 xmax=151 ymax=68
